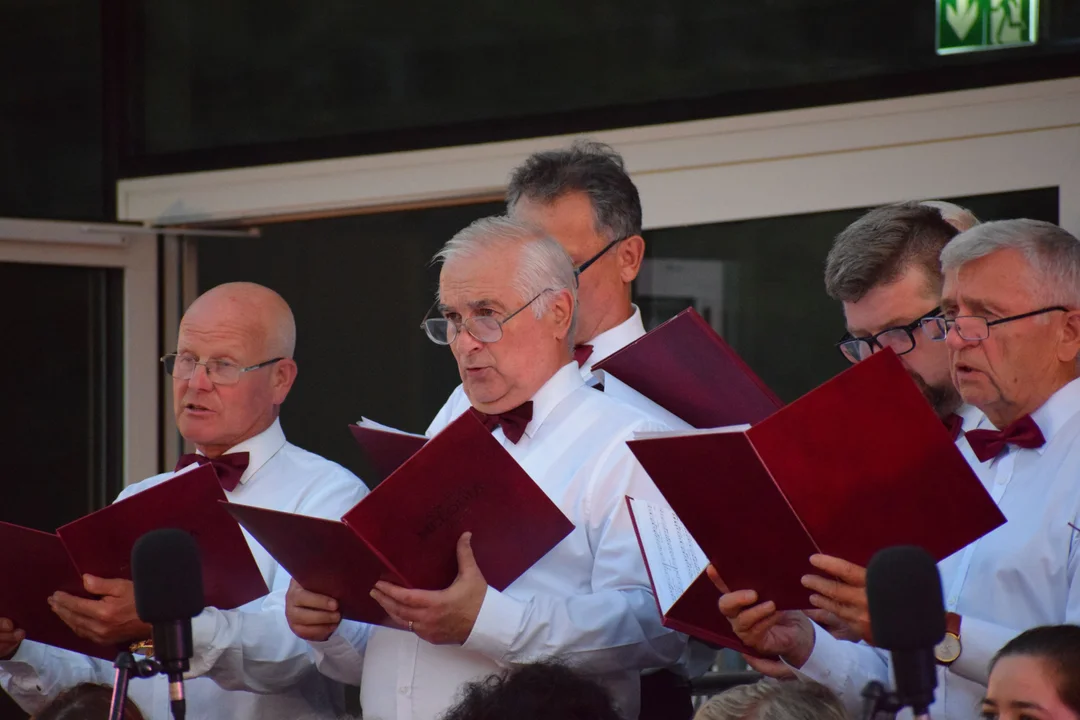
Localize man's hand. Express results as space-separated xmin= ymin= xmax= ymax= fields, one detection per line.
xmin=801 ymin=554 xmax=872 ymax=644
xmin=370 ymin=532 xmax=487 ymax=646
xmin=706 ymin=565 xmax=815 ymax=668
xmin=0 ymin=619 xmax=25 ymax=660
xmin=49 ymin=576 xmax=152 ymax=645
xmin=285 ymin=579 xmax=342 ymax=642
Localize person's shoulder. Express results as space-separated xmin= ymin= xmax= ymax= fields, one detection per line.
xmin=573 ymin=386 xmax=675 ymax=436
xmin=278 ymin=442 xmax=363 ymax=486
xmin=115 ymin=470 xmax=175 ymax=501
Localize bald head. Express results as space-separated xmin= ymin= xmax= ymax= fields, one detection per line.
xmin=174 ymin=282 xmax=298 ymax=457
xmin=182 ymin=282 xmax=296 ymax=359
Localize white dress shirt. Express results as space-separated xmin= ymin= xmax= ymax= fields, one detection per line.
xmin=0 ymin=419 xmax=368 ymax=720
xmin=794 ymin=388 xmax=1080 ymax=720
xmin=309 ymin=363 xmax=686 ymax=720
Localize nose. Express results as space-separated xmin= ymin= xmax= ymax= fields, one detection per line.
xmin=944 ymin=323 xmax=973 ymax=351
xmin=453 ymin=326 xmax=485 ymax=354
xmin=187 ymin=362 xmax=214 ymax=391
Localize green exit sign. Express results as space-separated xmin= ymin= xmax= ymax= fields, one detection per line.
xmin=936 ymin=0 xmax=1038 ymax=55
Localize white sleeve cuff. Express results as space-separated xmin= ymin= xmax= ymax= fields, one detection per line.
xmin=789 ymin=621 xmax=852 ymax=684
xmin=461 ymin=586 xmax=526 ymax=662
xmin=0 ymin=641 xmax=48 ymax=693
xmin=307 ymin=623 xmax=367 ymax=686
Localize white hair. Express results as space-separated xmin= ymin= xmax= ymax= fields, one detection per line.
xmin=433 ymin=215 xmax=578 ymax=346
xmin=940 ymin=219 xmax=1080 ymax=307
xmin=920 ymin=200 xmax=979 ymax=232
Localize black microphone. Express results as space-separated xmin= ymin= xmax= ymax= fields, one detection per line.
xmin=132 ymin=529 xmax=205 ymax=720
xmin=866 ymin=545 xmax=946 ymax=719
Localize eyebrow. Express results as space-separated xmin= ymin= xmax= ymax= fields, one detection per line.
xmin=980 ymin=699 xmax=1047 ymax=711
xmin=437 ymin=298 xmax=506 ymax=314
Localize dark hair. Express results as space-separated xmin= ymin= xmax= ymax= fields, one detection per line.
xmin=32 ymin=683 xmax=146 ymax=720
xmin=506 ymin=140 xmax=643 ymax=242
xmin=439 ymin=661 xmax=623 ymax=720
xmin=990 ymin=624 xmax=1080 ymax=715
xmin=824 ymin=201 xmax=959 ymax=303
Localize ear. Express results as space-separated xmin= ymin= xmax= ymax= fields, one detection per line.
xmin=271 ymin=358 xmax=298 ymax=405
xmin=1056 ymin=310 xmax=1080 ymax=364
xmin=617 ymin=235 xmax=646 ymax=283
xmin=550 ymin=289 xmax=575 ymax=342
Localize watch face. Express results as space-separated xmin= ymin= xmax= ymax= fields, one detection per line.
xmin=935 ymin=634 xmax=961 ymax=663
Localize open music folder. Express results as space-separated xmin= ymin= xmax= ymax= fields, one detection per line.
xmin=0 ymin=463 xmax=268 ymax=658
xmin=592 ymin=307 xmax=783 ymax=428
xmin=626 ymin=497 xmax=766 ymax=657
xmin=627 ymin=349 xmax=1006 ymax=611
xmin=226 ymin=410 xmax=575 ymax=627
xmin=348 ymin=417 xmax=428 ymax=482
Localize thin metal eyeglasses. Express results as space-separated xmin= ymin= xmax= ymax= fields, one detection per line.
xmin=161 ymin=353 xmax=284 ymax=385
xmin=920 ymin=306 xmax=1069 ymax=342
xmin=836 ymin=307 xmax=941 ymax=364
xmin=421 ymin=290 xmax=549 ymax=345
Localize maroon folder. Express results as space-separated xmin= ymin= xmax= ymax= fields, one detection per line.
xmin=226 ymin=411 xmax=574 ymax=626
xmin=592 ymin=308 xmax=782 ymax=428
xmin=628 ymin=349 xmax=1006 ymax=611
xmin=348 ymin=419 xmax=428 ymax=482
xmin=57 ymin=463 xmax=269 ymax=611
xmin=0 ymin=523 xmax=118 ymax=660
xmin=625 ymin=498 xmax=766 ymax=658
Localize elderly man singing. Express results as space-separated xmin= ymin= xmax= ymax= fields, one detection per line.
xmin=286 ymin=216 xmax=686 ymax=720
xmin=715 ymin=219 xmax=1080 ymax=720
xmin=0 ymin=282 xmax=368 ymax=719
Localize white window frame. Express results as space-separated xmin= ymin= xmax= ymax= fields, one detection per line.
xmin=116 ymin=77 xmax=1080 ymax=235
xmin=0 ymin=219 xmax=158 ymax=486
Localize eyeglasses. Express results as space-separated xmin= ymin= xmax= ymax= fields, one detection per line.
xmin=836 ymin=307 xmax=941 ymax=364
xmin=421 ymin=290 xmax=549 ymax=345
xmin=161 ymin=353 xmax=283 ymax=385
xmin=921 ymin=306 xmax=1068 ymax=342
xmin=574 ymin=236 xmax=625 ymax=278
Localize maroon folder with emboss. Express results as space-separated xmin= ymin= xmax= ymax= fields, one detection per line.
xmin=226 ymin=411 xmax=574 ymax=626
xmin=592 ymin=308 xmax=783 ymax=428
xmin=628 ymin=349 xmax=1006 ymax=610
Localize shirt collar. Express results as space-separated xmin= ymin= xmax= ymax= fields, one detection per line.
xmin=194 ymin=417 xmax=287 ymax=485
xmin=522 ymin=362 xmax=586 ymax=439
xmin=1028 ymin=376 xmax=1080 ymax=452
xmin=581 ymin=304 xmax=645 ymax=377
xmin=957 ymin=403 xmax=984 ymax=433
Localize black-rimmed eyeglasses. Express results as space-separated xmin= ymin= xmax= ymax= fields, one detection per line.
xmin=421 ymin=290 xmax=549 ymax=345
xmin=161 ymin=354 xmax=283 ymax=385
xmin=574 ymin=236 xmax=625 ymax=277
xmin=836 ymin=307 xmax=941 ymax=364
xmin=920 ymin=306 xmax=1069 ymax=342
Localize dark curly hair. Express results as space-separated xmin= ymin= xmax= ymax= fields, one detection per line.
xmin=439 ymin=661 xmax=623 ymax=720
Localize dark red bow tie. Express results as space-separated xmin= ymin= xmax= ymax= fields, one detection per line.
xmin=174 ymin=452 xmax=251 ymax=492
xmin=573 ymin=345 xmax=594 ymax=368
xmin=945 ymin=413 xmax=964 ymax=442
xmin=965 ymin=415 xmax=1046 ymax=463
xmin=471 ymin=402 xmax=534 ymax=444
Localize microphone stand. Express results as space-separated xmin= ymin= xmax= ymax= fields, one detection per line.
xmin=108 ymin=651 xmax=162 ymax=720
xmin=861 ymin=681 xmax=926 ymax=720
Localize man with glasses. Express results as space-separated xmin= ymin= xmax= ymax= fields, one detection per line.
xmin=0 ymin=282 xmax=367 ymax=720
xmin=715 ymin=219 xmax=1080 ymax=720
xmin=285 ymin=217 xmax=685 ymax=720
xmin=506 ymin=141 xmax=696 ymax=719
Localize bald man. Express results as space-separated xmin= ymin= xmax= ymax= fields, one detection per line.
xmin=0 ymin=283 xmax=368 ymax=720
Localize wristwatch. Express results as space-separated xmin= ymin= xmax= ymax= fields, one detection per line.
xmin=934 ymin=612 xmax=962 ymax=665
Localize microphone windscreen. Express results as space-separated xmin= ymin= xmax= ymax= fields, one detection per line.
xmin=866 ymin=545 xmax=945 ymax=651
xmin=132 ymin=528 xmax=205 ymax=623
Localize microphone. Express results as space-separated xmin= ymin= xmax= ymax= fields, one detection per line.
xmin=866 ymin=545 xmax=946 ymax=719
xmin=132 ymin=529 xmax=205 ymax=720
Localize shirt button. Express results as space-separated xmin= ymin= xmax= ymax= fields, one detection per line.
xmin=398 ymin=686 xmax=410 ymax=696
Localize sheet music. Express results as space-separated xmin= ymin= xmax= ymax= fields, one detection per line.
xmin=357 ymin=417 xmax=426 ymax=438
xmin=632 ymin=424 xmax=751 ymax=441
xmin=627 ymin=496 xmax=709 ymax=613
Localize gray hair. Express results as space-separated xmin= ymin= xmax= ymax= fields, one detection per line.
xmin=433 ymin=215 xmax=578 ymax=346
xmin=920 ymin=200 xmax=980 ymax=232
xmin=940 ymin=219 xmax=1080 ymax=307
xmin=824 ymin=201 xmax=959 ymax=302
xmin=695 ymin=680 xmax=850 ymax=720
xmin=506 ymin=139 xmax=642 ymax=243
